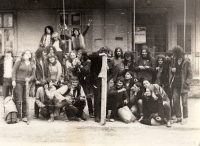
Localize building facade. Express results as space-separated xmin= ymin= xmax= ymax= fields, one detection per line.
xmin=0 ymin=0 xmax=199 ymax=77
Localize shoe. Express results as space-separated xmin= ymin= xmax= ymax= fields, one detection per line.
xmin=76 ymin=117 xmax=84 ymax=122
xmin=33 ymin=115 xmax=39 ymax=119
xmin=63 ymin=114 xmax=69 ymax=122
xmin=166 ymin=121 xmax=171 ymax=127
xmin=89 ymin=113 xmax=94 ymax=118
xmin=109 ymin=119 xmax=115 ymax=122
xmin=22 ymin=117 xmax=28 ymax=122
xmin=170 ymin=117 xmax=182 ymax=124
xmin=95 ymin=117 xmax=100 ymax=123
xmin=181 ymin=118 xmax=187 ymax=125
xmin=48 ymin=117 xmax=54 ymax=123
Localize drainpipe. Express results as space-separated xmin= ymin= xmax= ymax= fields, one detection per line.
xmin=133 ymin=0 xmax=135 ymax=51
xmin=184 ymin=0 xmax=186 ymax=53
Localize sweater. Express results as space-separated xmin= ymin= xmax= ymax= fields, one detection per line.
xmin=49 ymin=61 xmax=62 ymax=83
xmin=12 ymin=60 xmax=35 ymax=83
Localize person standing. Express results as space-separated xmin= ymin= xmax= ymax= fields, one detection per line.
xmin=171 ymin=46 xmax=193 ymax=125
xmin=39 ymin=26 xmax=54 ymax=48
xmin=12 ymin=50 xmax=35 ymax=122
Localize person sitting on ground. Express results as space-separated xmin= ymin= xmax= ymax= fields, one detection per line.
xmin=140 ymin=88 xmax=166 ymax=126
xmin=35 ymin=80 xmax=56 ymax=122
xmin=107 ymin=77 xmax=129 ymax=122
xmin=54 ymin=76 xmax=86 ymax=122
xmin=142 ymin=80 xmax=172 ymax=127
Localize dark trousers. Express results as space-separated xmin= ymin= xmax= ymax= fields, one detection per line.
xmin=173 ymin=87 xmax=188 ymax=118
xmin=15 ymin=82 xmax=29 ymax=118
xmin=73 ymin=100 xmax=86 ymax=118
xmin=2 ymin=78 xmax=12 ymax=99
xmin=34 ymin=84 xmax=42 ymax=117
xmin=80 ymin=80 xmax=93 ymax=114
xmin=93 ymin=78 xmax=101 ymax=118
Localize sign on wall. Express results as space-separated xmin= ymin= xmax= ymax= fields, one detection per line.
xmin=135 ymin=27 xmax=146 ymax=44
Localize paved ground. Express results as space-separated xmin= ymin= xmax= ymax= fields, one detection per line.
xmin=0 ymin=85 xmax=200 ymax=146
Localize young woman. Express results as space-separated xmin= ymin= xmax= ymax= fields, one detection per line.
xmin=107 ymin=77 xmax=129 ymax=122
xmin=64 ymin=19 xmax=92 ymax=52
xmin=171 ymin=46 xmax=193 ymax=125
xmin=12 ymin=50 xmax=35 ymax=122
xmin=46 ymin=45 xmax=57 ymax=56
xmin=122 ymin=51 xmax=135 ymax=75
xmin=47 ymin=54 xmax=62 ymax=89
xmin=39 ymin=26 xmax=54 ymax=48
xmin=113 ymin=47 xmax=124 ymax=77
xmin=65 ymin=51 xmax=80 ymax=83
xmin=35 ymin=80 xmax=56 ymax=122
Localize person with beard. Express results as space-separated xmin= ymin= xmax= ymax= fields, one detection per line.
xmin=171 ymin=46 xmax=192 ymax=125
xmin=54 ymin=76 xmax=86 ymax=122
xmin=113 ymin=47 xmax=124 ymax=77
xmin=107 ymin=77 xmax=129 ymax=122
xmin=89 ymin=46 xmax=118 ymax=122
xmin=135 ymin=45 xmax=156 ymax=83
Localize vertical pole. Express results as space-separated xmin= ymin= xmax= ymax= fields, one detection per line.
xmin=133 ymin=0 xmax=136 ymax=51
xmin=184 ymin=0 xmax=186 ymax=53
xmin=100 ymin=55 xmax=107 ymax=125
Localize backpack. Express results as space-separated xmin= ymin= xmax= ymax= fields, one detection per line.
xmin=4 ymin=96 xmax=18 ymax=124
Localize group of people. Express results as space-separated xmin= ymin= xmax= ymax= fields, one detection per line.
xmin=0 ymin=21 xmax=192 ymax=127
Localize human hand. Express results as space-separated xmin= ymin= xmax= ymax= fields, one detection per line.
xmin=144 ymin=66 xmax=150 ymax=69
xmin=156 ymin=67 xmax=160 ymax=70
xmin=87 ymin=19 xmax=92 ymax=26
xmin=171 ymin=68 xmax=176 ymax=73
xmin=99 ymin=53 xmax=107 ymax=56
xmin=80 ymin=96 xmax=85 ymax=101
xmin=124 ymin=99 xmax=128 ymax=105
xmin=25 ymin=78 xmax=30 ymax=82
xmin=12 ymin=81 xmax=16 ymax=87
xmin=44 ymin=84 xmax=48 ymax=90
xmin=152 ymin=92 xmax=158 ymax=100
xmin=138 ymin=66 xmax=145 ymax=70
xmin=138 ymin=116 xmax=143 ymax=122
xmin=36 ymin=81 xmax=41 ymax=85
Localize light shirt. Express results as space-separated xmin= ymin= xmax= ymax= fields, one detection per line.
xmin=45 ymin=34 xmax=51 ymax=47
xmin=4 ymin=57 xmax=13 ymax=78
xmin=53 ymin=40 xmax=62 ymax=51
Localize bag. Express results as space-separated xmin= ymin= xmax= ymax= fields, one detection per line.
xmin=4 ymin=96 xmax=18 ymax=124
xmin=117 ymin=106 xmax=136 ymax=123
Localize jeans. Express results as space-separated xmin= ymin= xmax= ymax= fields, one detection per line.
xmin=34 ymin=84 xmax=42 ymax=118
xmin=73 ymin=100 xmax=86 ymax=118
xmin=163 ymin=101 xmax=171 ymax=121
xmin=15 ymin=82 xmax=30 ymax=119
xmin=93 ymin=78 xmax=101 ymax=118
xmin=2 ymin=78 xmax=12 ymax=99
xmin=172 ymin=87 xmax=188 ymax=118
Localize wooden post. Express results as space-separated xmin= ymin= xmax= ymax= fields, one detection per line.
xmin=99 ymin=55 xmax=107 ymax=125
xmin=26 ymin=80 xmax=30 ymax=125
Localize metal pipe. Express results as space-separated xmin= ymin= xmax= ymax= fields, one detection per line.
xmin=184 ymin=0 xmax=186 ymax=53
xmin=133 ymin=0 xmax=135 ymax=51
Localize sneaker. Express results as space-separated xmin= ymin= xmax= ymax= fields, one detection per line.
xmin=48 ymin=117 xmax=54 ymax=123
xmin=109 ymin=119 xmax=115 ymax=122
xmin=95 ymin=117 xmax=100 ymax=123
xmin=22 ymin=117 xmax=28 ymax=122
xmin=63 ymin=114 xmax=69 ymax=122
xmin=181 ymin=118 xmax=187 ymax=125
xmin=33 ymin=115 xmax=39 ymax=119
xmin=166 ymin=121 xmax=172 ymax=127
xmin=170 ymin=117 xmax=182 ymax=124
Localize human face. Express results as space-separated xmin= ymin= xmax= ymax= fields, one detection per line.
xmin=49 ymin=47 xmax=55 ymax=54
xmin=125 ymin=55 xmax=131 ymax=61
xmin=49 ymin=57 xmax=55 ymax=63
xmin=77 ymin=50 xmax=82 ymax=59
xmin=23 ymin=51 xmax=31 ymax=60
xmin=70 ymin=52 xmax=76 ymax=60
xmin=5 ymin=52 xmax=12 ymax=58
xmin=143 ymin=80 xmax=150 ymax=89
xmin=116 ymin=49 xmax=122 ymax=57
xmin=74 ymin=30 xmax=79 ymax=36
xmin=71 ymin=80 xmax=79 ymax=88
xmin=46 ymin=28 xmax=51 ymax=34
xmin=142 ymin=49 xmax=147 ymax=58
xmin=116 ymin=81 xmax=123 ymax=89
xmin=158 ymin=58 xmax=163 ymax=65
xmin=125 ymin=72 xmax=132 ymax=80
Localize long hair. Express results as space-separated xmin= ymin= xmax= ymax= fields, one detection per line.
xmin=172 ymin=45 xmax=184 ymax=59
xmin=81 ymin=50 xmax=88 ymax=62
xmin=68 ymin=51 xmax=77 ymax=63
xmin=21 ymin=50 xmax=34 ymax=63
xmin=114 ymin=47 xmax=123 ymax=59
xmin=35 ymin=47 xmax=46 ymax=59
xmin=139 ymin=45 xmax=151 ymax=60
xmin=155 ymin=55 xmax=166 ymax=67
xmin=46 ymin=45 xmax=57 ymax=55
xmin=44 ymin=26 xmax=54 ymax=35
xmin=124 ymin=51 xmax=134 ymax=63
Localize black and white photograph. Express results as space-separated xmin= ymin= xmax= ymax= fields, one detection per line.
xmin=0 ymin=0 xmax=199 ymax=146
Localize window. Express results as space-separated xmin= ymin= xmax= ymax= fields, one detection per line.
xmin=177 ymin=25 xmax=191 ymax=53
xmin=0 ymin=13 xmax=14 ymax=54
